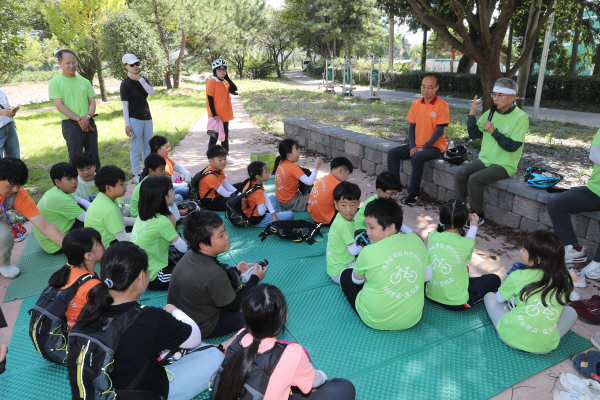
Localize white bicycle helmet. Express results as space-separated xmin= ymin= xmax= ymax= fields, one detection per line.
xmin=212 ymin=59 xmax=227 ymax=70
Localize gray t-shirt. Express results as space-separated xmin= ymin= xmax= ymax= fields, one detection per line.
xmin=167 ymin=251 xmax=235 ymax=337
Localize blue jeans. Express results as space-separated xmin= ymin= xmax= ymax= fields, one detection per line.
xmin=166 ymin=346 xmax=224 ymax=400
xmin=256 ymin=195 xmax=294 ymax=227
xmin=129 ymin=118 xmax=153 ymax=175
xmin=174 ymin=186 xmax=190 ymax=200
xmin=0 ymin=122 xmax=20 ymax=158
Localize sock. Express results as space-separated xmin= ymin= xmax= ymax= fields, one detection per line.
xmin=573 ymin=245 xmax=583 ymax=252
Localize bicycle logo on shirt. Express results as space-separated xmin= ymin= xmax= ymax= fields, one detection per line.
xmin=431 ymin=254 xmax=452 ymax=275
xmin=389 ymin=265 xmax=417 ymax=284
xmin=525 ymin=299 xmax=559 ymax=321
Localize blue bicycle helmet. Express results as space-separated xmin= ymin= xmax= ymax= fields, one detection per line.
xmin=523 ymin=167 xmax=562 ymax=188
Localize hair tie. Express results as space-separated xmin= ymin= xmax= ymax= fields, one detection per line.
xmin=438 ymin=222 xmax=444 ymax=227
xmin=66 ymin=263 xmax=72 ymax=267
xmin=252 ymin=338 xmax=262 ymax=345
xmin=104 ymin=279 xmax=114 ymax=289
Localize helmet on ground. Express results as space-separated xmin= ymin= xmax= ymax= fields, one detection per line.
xmin=442 ymin=145 xmax=470 ymax=166
xmin=212 ymin=59 xmax=227 ymax=70
xmin=523 ymin=167 xmax=562 ymax=188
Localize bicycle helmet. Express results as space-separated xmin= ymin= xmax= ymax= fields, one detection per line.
xmin=523 ymin=167 xmax=563 ymax=188
xmin=212 ymin=59 xmax=227 ymax=70
xmin=442 ymin=145 xmax=470 ymax=166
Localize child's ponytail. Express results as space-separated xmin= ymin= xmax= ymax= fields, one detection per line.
xmin=76 ymin=242 xmax=149 ymax=328
xmin=48 ymin=228 xmax=102 ymax=288
xmin=438 ymin=200 xmax=469 ymax=236
xmin=271 ymin=139 xmax=299 ymax=175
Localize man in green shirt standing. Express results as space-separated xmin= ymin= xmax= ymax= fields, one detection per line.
xmin=49 ymin=49 xmax=100 ymax=169
xmin=454 ymin=78 xmax=529 ymax=225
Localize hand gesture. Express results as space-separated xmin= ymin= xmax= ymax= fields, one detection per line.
xmin=168 ymin=213 xmax=177 ymax=227
xmin=314 ymin=156 xmax=323 ymax=170
xmin=409 ymin=147 xmax=418 ymax=157
xmin=179 ymin=208 xmax=189 ymax=216
xmin=77 ymin=116 xmax=90 ymax=132
xmin=129 ymin=73 xmax=141 ymax=82
xmin=163 ymin=304 xmax=178 ymax=314
xmin=236 ymin=261 xmax=252 ymax=274
xmin=0 ymin=109 xmax=14 ymax=118
xmin=125 ymin=125 xmax=134 ymax=139
xmin=468 ymin=213 xmax=480 ymax=227
xmin=483 ymin=120 xmax=495 ymax=134
xmin=470 ymin=95 xmax=482 ymax=114
xmin=213 ymin=116 xmax=222 ymax=123
xmin=252 ymin=262 xmax=268 ymax=281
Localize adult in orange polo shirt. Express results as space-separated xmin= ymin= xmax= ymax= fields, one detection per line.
xmin=206 ymin=59 xmax=238 ymax=164
xmin=308 ymin=157 xmax=354 ymax=224
xmin=387 ymin=74 xmax=449 ymax=205
xmin=0 ymin=158 xmax=65 ymax=279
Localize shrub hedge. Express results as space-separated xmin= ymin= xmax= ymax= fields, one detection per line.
xmin=306 ymin=63 xmax=600 ymax=104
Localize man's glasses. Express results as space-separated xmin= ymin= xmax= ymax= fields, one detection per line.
xmin=421 ymin=86 xmax=437 ymax=90
xmin=63 ymin=61 xmax=77 ymax=66
xmin=491 ymin=93 xmax=508 ymax=99
xmin=216 ymin=67 xmax=227 ymax=72
xmin=128 ymin=62 xmax=141 ymax=67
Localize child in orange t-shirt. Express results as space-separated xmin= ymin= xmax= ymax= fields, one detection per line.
xmin=46 ymin=227 xmax=105 ymax=331
xmin=242 ymin=161 xmax=293 ymax=227
xmin=308 ymin=157 xmax=354 ymax=225
xmin=273 ymin=139 xmax=323 ymax=212
xmin=206 ymin=59 xmax=237 ymax=164
xmin=149 ymin=135 xmax=191 ymax=202
xmin=199 ymin=145 xmax=239 ymax=211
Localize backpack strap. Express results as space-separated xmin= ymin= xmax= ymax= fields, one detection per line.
xmin=192 ymin=167 xmax=220 ymax=200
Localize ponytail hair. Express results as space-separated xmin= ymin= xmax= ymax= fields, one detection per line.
xmin=149 ymin=135 xmax=168 ymax=154
xmin=271 ymin=139 xmax=299 ymax=175
xmin=437 ymin=200 xmax=469 ymax=236
xmin=214 ymin=284 xmax=288 ymax=400
xmin=76 ymin=242 xmax=149 ymax=329
xmin=48 ymin=228 xmax=102 ymax=288
xmin=519 ymin=230 xmax=573 ymax=307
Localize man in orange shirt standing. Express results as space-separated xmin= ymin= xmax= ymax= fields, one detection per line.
xmin=308 ymin=157 xmax=354 ymax=224
xmin=0 ymin=158 xmax=65 ymax=279
xmin=387 ymin=74 xmax=449 ymax=205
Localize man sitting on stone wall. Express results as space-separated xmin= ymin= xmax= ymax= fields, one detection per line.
xmin=387 ymin=74 xmax=450 ymax=205
xmin=454 ymin=78 xmax=529 ymax=225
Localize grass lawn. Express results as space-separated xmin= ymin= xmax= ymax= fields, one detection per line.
xmin=15 ymin=86 xmax=206 ymax=201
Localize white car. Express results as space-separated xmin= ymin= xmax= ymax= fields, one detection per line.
xmin=302 ymin=60 xmax=312 ymax=71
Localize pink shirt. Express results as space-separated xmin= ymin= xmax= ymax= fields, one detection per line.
xmin=237 ymin=330 xmax=315 ymax=400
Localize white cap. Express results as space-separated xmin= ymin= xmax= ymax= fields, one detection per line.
xmin=122 ymin=53 xmax=140 ymax=65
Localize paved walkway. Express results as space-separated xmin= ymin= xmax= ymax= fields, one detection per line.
xmin=285 ymin=71 xmax=600 ymax=128
xmin=0 ymin=91 xmax=597 ymax=400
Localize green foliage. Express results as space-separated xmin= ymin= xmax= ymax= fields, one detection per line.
xmin=21 ymin=30 xmax=58 ymax=71
xmin=100 ymin=9 xmax=167 ymax=84
xmin=246 ymin=55 xmax=277 ymax=79
xmin=0 ymin=0 xmax=27 ymax=84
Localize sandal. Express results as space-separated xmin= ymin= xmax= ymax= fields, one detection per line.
xmin=573 ymin=352 xmax=600 ymax=379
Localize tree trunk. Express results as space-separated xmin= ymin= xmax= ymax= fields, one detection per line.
xmin=516 ymin=0 xmax=541 ymax=109
xmin=594 ymin=43 xmax=600 ymax=75
xmin=388 ymin=14 xmax=394 ymax=72
xmin=173 ymin=31 xmax=187 ymax=89
xmin=91 ymin=47 xmax=107 ymax=102
xmin=421 ymin=27 xmax=427 ymax=72
xmin=273 ymin=50 xmax=281 ymax=78
xmin=507 ymin=22 xmax=513 ymax=69
xmin=450 ymin=48 xmax=456 ymax=73
xmin=569 ymin=0 xmax=585 ymax=75
xmin=479 ymin=60 xmax=503 ymax=111
xmin=76 ymin=54 xmax=96 ymax=83
xmin=345 ymin=42 xmax=349 ymax=59
xmin=457 ymin=55 xmax=472 ymax=73
xmin=152 ymin=3 xmax=172 ymax=89
xmin=333 ymin=38 xmax=336 ymax=59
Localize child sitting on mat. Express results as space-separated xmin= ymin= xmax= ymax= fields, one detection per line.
xmin=326 ymin=182 xmax=362 ymax=285
xmin=273 ymin=139 xmax=323 ymax=212
xmin=149 ymin=135 xmax=191 ymax=200
xmin=199 ymin=145 xmax=239 ymax=211
xmin=484 ymin=230 xmax=577 ymax=354
xmin=340 ymin=197 xmax=428 ymax=331
xmin=210 ymin=284 xmax=356 ymax=400
xmin=308 ymin=157 xmax=353 ymax=225
xmin=131 ymin=176 xmax=187 ymax=291
xmin=425 ymin=200 xmax=501 ymax=311
xmin=34 ymin=163 xmax=89 ymax=254
xmin=46 ymin=228 xmax=104 ymax=331
xmin=354 ymin=171 xmax=412 ymax=234
xmin=84 ymin=166 xmax=136 ymax=247
xmin=130 ymin=154 xmax=166 ymax=218
xmin=241 ymin=161 xmax=293 ymax=227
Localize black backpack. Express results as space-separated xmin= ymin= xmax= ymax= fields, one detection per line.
xmin=67 ymin=305 xmax=163 ymax=400
xmin=29 ymin=273 xmax=98 ymax=364
xmin=209 ymin=330 xmax=287 ymax=400
xmin=189 ymin=167 xmax=219 ymax=203
xmin=258 ymin=220 xmax=324 ymax=245
xmin=225 ymin=183 xmax=264 ymax=228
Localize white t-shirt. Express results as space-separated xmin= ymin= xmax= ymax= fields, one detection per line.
xmin=0 ymin=90 xmax=13 ymax=129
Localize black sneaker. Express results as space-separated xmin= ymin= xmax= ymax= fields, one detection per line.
xmin=403 ymin=194 xmax=420 ymax=206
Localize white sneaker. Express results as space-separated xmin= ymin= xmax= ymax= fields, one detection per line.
xmin=582 ymin=261 xmax=600 ymax=280
xmin=560 ymin=372 xmax=600 ymax=396
xmin=570 ymin=290 xmax=582 ymax=301
xmin=592 ymin=332 xmax=600 ymax=351
xmin=566 ymin=245 xmax=588 ymax=263
xmin=226 ymin=155 xmax=234 ymax=164
xmin=554 ymin=391 xmax=598 ymax=400
xmin=570 ymin=269 xmax=587 ymax=288
xmin=0 ymin=265 xmax=20 ymax=279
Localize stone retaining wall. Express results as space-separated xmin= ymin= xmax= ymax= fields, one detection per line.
xmin=283 ymin=118 xmax=600 ymax=258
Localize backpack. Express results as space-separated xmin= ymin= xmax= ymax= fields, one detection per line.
xmin=29 ymin=273 xmax=98 ymax=364
xmin=67 ymin=304 xmax=162 ymax=400
xmin=225 ymin=183 xmax=264 ymax=228
xmin=258 ymin=220 xmax=324 ymax=245
xmin=209 ymin=330 xmax=288 ymax=400
xmin=189 ymin=167 xmax=219 ymax=203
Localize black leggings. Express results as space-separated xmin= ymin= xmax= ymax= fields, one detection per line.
xmin=426 ymin=274 xmax=501 ymax=311
xmin=340 ymin=268 xmax=363 ymax=315
xmin=201 ymin=196 xmax=228 ymax=212
xmin=147 ymin=264 xmax=176 ymax=291
xmin=291 ymin=378 xmax=356 ymax=399
xmin=208 ymin=121 xmax=229 ymax=153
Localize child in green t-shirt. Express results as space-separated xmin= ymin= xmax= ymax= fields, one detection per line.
xmin=130 ymin=154 xmax=167 ymax=218
xmin=131 ymin=176 xmax=188 ymax=291
xmin=340 ymin=197 xmax=428 ymax=331
xmin=84 ymin=166 xmax=136 ymax=247
xmin=354 ymin=171 xmax=412 ymax=234
xmin=484 ymin=230 xmax=577 ymax=353
xmin=34 ymin=162 xmax=89 ymax=253
xmin=326 ymin=182 xmax=362 ymax=284
xmin=425 ymin=200 xmax=500 ymax=310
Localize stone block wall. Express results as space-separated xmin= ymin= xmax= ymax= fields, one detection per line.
xmin=283 ymin=118 xmax=600 ymax=259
